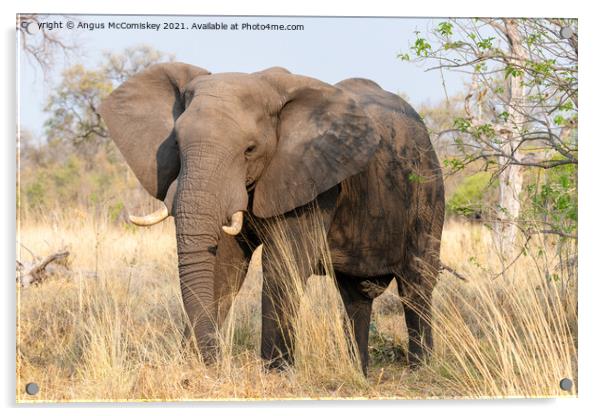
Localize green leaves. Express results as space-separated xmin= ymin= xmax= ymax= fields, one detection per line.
xmin=454 ymin=118 xmax=495 ymax=139
xmin=443 ymin=41 xmax=464 ymax=50
xmin=411 ymin=36 xmax=432 ymax=57
xmin=558 ymin=101 xmax=574 ymax=112
xmin=526 ymin=32 xmax=542 ymax=46
xmin=437 ymin=21 xmax=453 ymax=37
xmin=525 ymin=161 xmax=577 ymax=235
xmin=447 ymin=171 xmax=497 ymax=218
xmin=474 ymin=62 xmax=487 ymax=73
xmin=553 ymin=115 xmax=566 ymax=126
xmin=443 ymin=157 xmax=466 ymax=173
xmin=476 ymin=37 xmax=495 ymax=50
xmin=529 ymin=59 xmax=556 ymax=76
xmin=527 ymin=59 xmax=557 ymax=85
xmin=404 ymin=18 xmax=578 ymax=249
xmin=408 ymin=172 xmax=427 ymax=183
xmin=454 ymin=117 xmax=471 ymax=132
xmin=475 ymin=124 xmax=496 ymax=138
xmin=504 ymin=65 xmax=524 ymax=79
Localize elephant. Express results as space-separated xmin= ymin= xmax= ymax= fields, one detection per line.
xmin=99 ymin=63 xmax=445 ymax=375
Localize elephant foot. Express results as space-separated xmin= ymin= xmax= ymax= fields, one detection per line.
xmin=181 ymin=324 xmax=220 ymax=365
xmin=406 ymin=346 xmax=431 ymax=370
xmin=181 ymin=325 xmax=195 ymax=351
xmin=407 ymin=358 xmax=423 ymax=371
xmin=263 ymin=357 xmax=292 ymax=373
xmin=261 ymin=348 xmax=294 ymax=373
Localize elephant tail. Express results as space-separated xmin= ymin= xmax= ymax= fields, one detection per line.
xmin=439 ymin=263 xmax=468 ymax=282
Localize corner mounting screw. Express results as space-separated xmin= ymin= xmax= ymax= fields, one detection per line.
xmin=559 ymin=378 xmax=573 ymax=391
xmin=560 ymin=26 xmax=574 ymax=40
xmin=25 ymin=382 xmax=39 ymax=396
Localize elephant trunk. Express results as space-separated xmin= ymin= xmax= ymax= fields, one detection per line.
xmin=175 ymin=143 xmax=247 ymax=362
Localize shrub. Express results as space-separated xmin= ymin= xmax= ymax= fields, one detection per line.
xmin=446 ymin=172 xmax=496 ymax=218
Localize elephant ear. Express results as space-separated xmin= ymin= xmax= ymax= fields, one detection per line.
xmin=99 ymin=62 xmax=210 ymax=200
xmin=252 ymin=71 xmax=381 ymax=218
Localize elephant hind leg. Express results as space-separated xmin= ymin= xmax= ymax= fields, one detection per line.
xmin=396 ymin=260 xmax=437 ymax=368
xmin=402 ymin=287 xmax=433 ymax=369
xmin=335 ymin=272 xmax=393 ymax=376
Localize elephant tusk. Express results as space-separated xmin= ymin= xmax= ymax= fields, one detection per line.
xmin=129 ymin=203 xmax=169 ymax=226
xmin=222 ymin=211 xmax=244 ymax=236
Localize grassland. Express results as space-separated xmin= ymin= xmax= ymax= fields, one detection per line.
xmin=16 ymin=210 xmax=577 ymax=401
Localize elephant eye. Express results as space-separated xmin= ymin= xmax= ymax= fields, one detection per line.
xmin=245 ymin=144 xmax=257 ymax=157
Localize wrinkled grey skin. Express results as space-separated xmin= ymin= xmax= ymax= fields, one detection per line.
xmin=100 ymin=63 xmax=444 ymax=375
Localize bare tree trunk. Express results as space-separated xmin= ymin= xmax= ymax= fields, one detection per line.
xmin=495 ymin=18 xmax=528 ymax=260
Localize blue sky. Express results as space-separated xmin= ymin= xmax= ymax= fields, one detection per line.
xmin=19 ymin=15 xmax=468 ymax=138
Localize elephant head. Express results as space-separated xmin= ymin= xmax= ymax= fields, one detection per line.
xmin=99 ymin=63 xmax=381 ymax=361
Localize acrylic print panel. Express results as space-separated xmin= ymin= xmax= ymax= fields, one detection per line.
xmin=16 ymin=14 xmax=578 ymax=402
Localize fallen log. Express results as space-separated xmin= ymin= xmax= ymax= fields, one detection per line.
xmin=17 ymin=250 xmax=70 ymax=287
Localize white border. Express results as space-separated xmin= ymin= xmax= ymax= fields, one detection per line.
xmin=4 ymin=1 xmax=599 ymax=415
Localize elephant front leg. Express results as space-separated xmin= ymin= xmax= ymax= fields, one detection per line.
xmin=260 ymin=258 xmax=301 ymax=370
xmin=259 ymin=187 xmax=340 ymax=370
xmin=259 ymin=229 xmax=317 ymax=370
xmin=214 ymin=233 xmax=255 ymax=328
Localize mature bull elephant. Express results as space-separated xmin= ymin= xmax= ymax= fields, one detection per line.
xmin=99 ymin=63 xmax=445 ymax=375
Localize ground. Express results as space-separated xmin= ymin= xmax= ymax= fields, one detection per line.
xmin=16 ymin=210 xmax=577 ymax=401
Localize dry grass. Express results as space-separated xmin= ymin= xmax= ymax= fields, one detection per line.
xmin=16 ymin=209 xmax=577 ymax=402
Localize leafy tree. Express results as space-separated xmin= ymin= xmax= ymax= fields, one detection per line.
xmin=417 ymin=94 xmax=466 ymax=158
xmin=43 ymin=45 xmax=174 ymax=163
xmin=44 ymin=65 xmax=112 ymax=148
xmin=403 ymin=18 xmax=577 ymax=259
xmin=20 ymin=46 xmax=175 ymax=219
xmin=102 ymin=45 xmax=175 ymax=83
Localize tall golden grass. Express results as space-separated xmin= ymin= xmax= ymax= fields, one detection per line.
xmin=16 ymin=208 xmax=577 ymax=401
